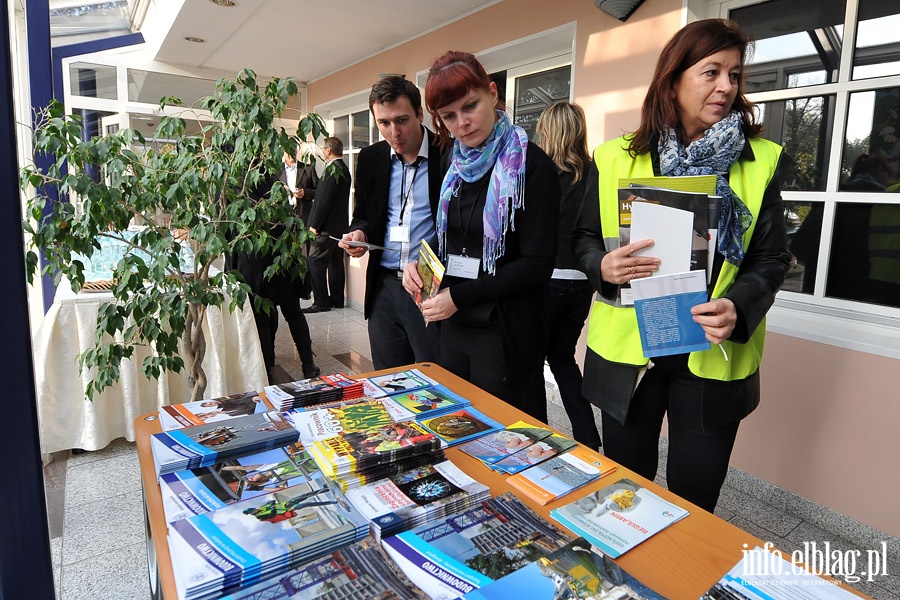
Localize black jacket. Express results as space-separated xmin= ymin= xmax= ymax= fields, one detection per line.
xmin=278 ymin=163 xmax=318 ymax=226
xmin=349 ymin=128 xmax=444 ymax=318
xmin=308 ymin=158 xmax=350 ymax=237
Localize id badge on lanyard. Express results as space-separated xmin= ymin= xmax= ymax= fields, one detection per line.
xmin=447 ymin=253 xmax=480 ymax=279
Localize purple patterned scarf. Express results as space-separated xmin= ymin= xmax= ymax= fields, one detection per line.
xmin=437 ymin=110 xmax=528 ymax=275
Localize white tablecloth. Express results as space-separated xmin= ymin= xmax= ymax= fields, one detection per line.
xmin=33 ymin=282 xmax=267 ymax=454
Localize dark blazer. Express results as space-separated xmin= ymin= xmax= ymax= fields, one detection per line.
xmin=308 ymin=158 xmax=350 ymax=237
xmin=349 ymin=127 xmax=444 ymax=318
xmin=278 ymin=163 xmax=318 ymax=225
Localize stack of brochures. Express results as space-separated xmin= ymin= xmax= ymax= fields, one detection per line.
xmin=474 ymin=429 xmax=580 ymax=475
xmin=415 ymin=406 xmax=505 ymax=448
xmin=458 ymin=420 xmax=556 ymax=464
xmin=159 ymin=390 xmax=269 ymax=431
xmin=216 ymin=535 xmax=429 ymax=600
xmin=462 ymin=537 xmax=665 ymax=599
xmin=345 ymin=459 xmax=491 ymax=541
xmin=329 ymin=450 xmax=446 ymax=492
xmin=263 ymin=377 xmax=343 ymax=411
xmin=285 ymin=399 xmax=396 ymax=446
xmin=506 ymin=446 xmax=616 ymax=505
xmin=550 ymin=477 xmax=689 ymax=558
xmin=357 ymin=368 xmax=439 ymax=398
xmin=158 ymin=443 xmax=323 ymax=523
xmin=382 ymin=493 xmax=574 ymax=599
xmin=379 ymin=383 xmax=472 ymax=421
xmin=168 ymin=478 xmax=369 ymax=600
xmin=150 ymin=410 xmax=300 ymax=477
xmin=320 ymin=372 xmax=365 ymax=399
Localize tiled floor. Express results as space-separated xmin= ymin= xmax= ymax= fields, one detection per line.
xmin=43 ymin=301 xmax=899 ymax=599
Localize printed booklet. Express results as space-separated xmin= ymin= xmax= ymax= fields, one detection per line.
xmin=416 ymin=407 xmax=504 ymax=448
xmin=463 ymin=537 xmax=666 ymax=600
xmin=159 ymin=391 xmax=268 ymax=431
xmin=361 ymin=369 xmax=439 ymax=397
xmin=285 ymin=399 xmax=395 ymax=446
xmin=506 ymin=446 xmax=616 ymax=505
xmin=168 ymin=478 xmax=369 ymax=600
xmin=415 ymin=239 xmax=444 ymax=320
xmin=490 ymin=431 xmax=578 ymax=475
xmin=150 ymin=411 xmax=300 ymax=476
xmin=630 ymin=270 xmax=711 ymax=358
xmin=345 ymin=459 xmax=490 ymax=540
xmin=263 ymin=377 xmax=342 ymax=411
xmin=159 ymin=443 xmax=322 ymax=523
xmin=550 ymin=478 xmax=689 ymax=558
xmin=380 ymin=384 xmax=471 ymax=421
xmin=457 ymin=420 xmax=554 ymax=464
xmin=381 ymin=493 xmax=573 ymax=599
xmin=218 ymin=535 xmax=428 ymax=600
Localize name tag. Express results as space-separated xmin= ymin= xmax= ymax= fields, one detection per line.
xmin=389 ymin=226 xmax=410 ymax=243
xmin=620 ymin=287 xmax=634 ymax=306
xmin=447 ymin=254 xmax=480 ymax=279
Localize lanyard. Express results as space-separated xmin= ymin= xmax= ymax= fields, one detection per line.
xmin=398 ymin=157 xmax=422 ymax=226
xmin=454 ymin=175 xmax=490 ymax=256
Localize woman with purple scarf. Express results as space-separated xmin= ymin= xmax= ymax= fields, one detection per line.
xmin=402 ymin=50 xmax=560 ymax=418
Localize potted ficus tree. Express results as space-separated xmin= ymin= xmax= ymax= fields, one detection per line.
xmin=21 ymin=69 xmax=326 ymax=402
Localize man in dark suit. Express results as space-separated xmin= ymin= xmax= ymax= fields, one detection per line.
xmin=278 ymin=151 xmax=318 ymax=231
xmin=304 ymin=137 xmax=350 ymax=312
xmin=339 ymin=76 xmax=442 ymax=369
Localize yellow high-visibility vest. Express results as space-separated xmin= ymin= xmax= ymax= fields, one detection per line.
xmin=586 ymin=136 xmax=782 ymax=381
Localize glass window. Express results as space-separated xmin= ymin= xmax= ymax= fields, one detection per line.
xmin=784 ymin=201 xmax=822 ymax=293
xmin=842 ymin=87 xmax=900 ymax=188
xmin=351 ymin=110 xmax=370 ymax=150
xmin=756 ymin=95 xmax=835 ymax=191
xmin=736 ymin=0 xmax=845 ymax=92
xmin=50 ymin=1 xmax=131 ymax=48
xmin=69 ymin=62 xmax=117 ymax=100
xmin=127 ymin=69 xmax=216 ymax=105
xmin=333 ymin=116 xmax=349 ymax=151
xmin=852 ymin=1 xmax=900 ymax=80
xmin=512 ymin=65 xmax=571 ymax=140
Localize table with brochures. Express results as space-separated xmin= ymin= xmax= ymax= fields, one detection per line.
xmin=135 ymin=362 xmax=768 ymax=599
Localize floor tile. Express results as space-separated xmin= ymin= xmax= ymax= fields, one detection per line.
xmin=65 ymin=437 xmax=136 ymax=468
xmin=60 ymin=541 xmax=149 ymax=600
xmin=61 ymin=489 xmax=145 ymax=565
xmin=64 ymin=446 xmax=141 ymax=509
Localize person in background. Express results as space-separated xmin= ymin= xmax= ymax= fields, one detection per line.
xmin=403 ymin=51 xmax=560 ymax=416
xmin=279 ymin=151 xmax=319 ymax=232
xmin=304 ymin=137 xmax=350 ymax=312
xmin=572 ymin=19 xmax=790 ymax=512
xmin=521 ymin=101 xmax=602 ymax=450
xmin=339 ymin=76 xmax=442 ymax=369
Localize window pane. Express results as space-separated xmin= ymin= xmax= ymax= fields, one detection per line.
xmin=784 ymin=201 xmax=822 ymax=293
xmin=852 ymin=2 xmax=900 ymax=80
xmin=69 ymin=62 xmax=117 ymax=100
xmin=756 ymin=95 xmax=835 ymax=191
xmin=127 ymin=69 xmax=216 ymax=105
xmin=513 ymin=65 xmax=570 ymax=141
xmin=827 ymin=202 xmax=900 ymax=307
xmin=843 ymin=87 xmax=900 ymax=189
xmin=351 ymin=110 xmax=370 ymax=150
xmin=333 ymin=116 xmax=349 ymax=151
xmin=734 ymin=0 xmax=845 ymax=92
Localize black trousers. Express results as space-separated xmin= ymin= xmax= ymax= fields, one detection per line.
xmin=440 ymin=320 xmax=546 ymax=422
xmin=600 ymin=353 xmax=739 ymax=513
xmin=522 ymin=279 xmax=601 ymax=448
xmin=255 ymin=294 xmax=315 ymax=373
xmin=367 ymin=270 xmax=440 ymax=370
xmin=308 ymin=235 xmax=346 ymax=309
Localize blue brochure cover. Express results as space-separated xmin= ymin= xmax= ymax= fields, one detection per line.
xmin=630 ymin=270 xmax=711 ymax=358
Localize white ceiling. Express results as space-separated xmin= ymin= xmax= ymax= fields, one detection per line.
xmin=154 ymin=0 xmax=500 ymax=84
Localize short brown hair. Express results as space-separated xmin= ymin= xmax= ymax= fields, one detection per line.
xmin=368 ymin=76 xmax=421 ymax=115
xmin=627 ymin=18 xmax=761 ymax=156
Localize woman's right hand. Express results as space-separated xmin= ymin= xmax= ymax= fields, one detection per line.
xmin=402 ymin=261 xmax=423 ymax=297
xmin=601 ymin=238 xmax=660 ymax=284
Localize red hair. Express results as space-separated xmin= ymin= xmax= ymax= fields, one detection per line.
xmin=425 ymin=51 xmax=493 ymax=152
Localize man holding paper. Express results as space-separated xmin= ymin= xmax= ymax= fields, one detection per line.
xmin=572 ymin=19 xmax=790 ymax=513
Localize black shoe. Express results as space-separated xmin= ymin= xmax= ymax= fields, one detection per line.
xmin=331 ymin=304 xmax=344 ymax=309
xmin=303 ymin=365 xmax=321 ymax=379
xmin=302 ymin=305 xmax=330 ymax=314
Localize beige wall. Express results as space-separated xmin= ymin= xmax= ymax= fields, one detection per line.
xmin=309 ymin=0 xmax=900 ymax=538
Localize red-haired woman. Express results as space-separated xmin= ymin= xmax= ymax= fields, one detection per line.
xmin=402 ymin=50 xmax=560 ymax=418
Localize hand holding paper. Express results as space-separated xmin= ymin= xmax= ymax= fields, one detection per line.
xmin=691 ymin=297 xmax=736 ymax=345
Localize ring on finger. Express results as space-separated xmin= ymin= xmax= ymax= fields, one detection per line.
xmin=629 ymin=265 xmax=636 ymax=275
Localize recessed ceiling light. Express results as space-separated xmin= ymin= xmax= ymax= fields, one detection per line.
xmin=209 ymin=0 xmax=237 ymax=6
xmin=184 ymin=36 xmax=206 ymax=43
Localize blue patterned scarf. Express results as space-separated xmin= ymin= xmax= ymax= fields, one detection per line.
xmin=437 ymin=110 xmax=528 ymax=275
xmin=658 ymin=111 xmax=753 ymax=265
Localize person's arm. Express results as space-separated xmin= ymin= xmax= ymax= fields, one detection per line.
xmin=342 ymin=149 xmax=374 ymax=256
xmin=444 ymin=147 xmax=560 ymax=311
xmin=307 ymin=166 xmax=334 ymax=233
xmin=572 ymin=160 xmax=617 ymax=298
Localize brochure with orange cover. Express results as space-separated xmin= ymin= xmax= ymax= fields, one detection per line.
xmin=506 ymin=446 xmax=616 ymax=505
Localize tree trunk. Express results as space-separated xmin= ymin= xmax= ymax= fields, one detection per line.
xmin=185 ymin=303 xmax=208 ymax=401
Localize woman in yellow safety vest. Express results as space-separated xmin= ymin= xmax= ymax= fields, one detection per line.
xmin=572 ymin=19 xmax=791 ymax=512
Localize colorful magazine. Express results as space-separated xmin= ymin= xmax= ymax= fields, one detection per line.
xmin=415 ymin=407 xmax=504 ymax=448
xmin=457 ymin=420 xmax=554 ymax=464
xmin=159 ymin=443 xmax=322 ymax=522
xmin=380 ymin=384 xmax=471 ymax=421
xmin=159 ymin=391 xmax=268 ymax=431
xmin=415 ymin=239 xmax=444 ymax=318
xmin=218 ymin=535 xmax=429 ymax=600
xmin=285 ymin=399 xmax=395 ymax=446
xmin=463 ymin=537 xmax=667 ymax=599
xmin=506 ymin=446 xmax=616 ymax=505
xmin=550 ymin=478 xmax=689 ymax=558
xmin=490 ymin=432 xmax=578 ymax=474
xmin=168 ymin=478 xmax=369 ymax=600
xmin=263 ymin=377 xmax=342 ymax=410
xmin=381 ymin=493 xmax=573 ymax=599
xmin=362 ymin=369 xmax=439 ymax=397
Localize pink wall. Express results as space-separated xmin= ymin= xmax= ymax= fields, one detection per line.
xmin=735 ymin=333 xmax=900 ymax=536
